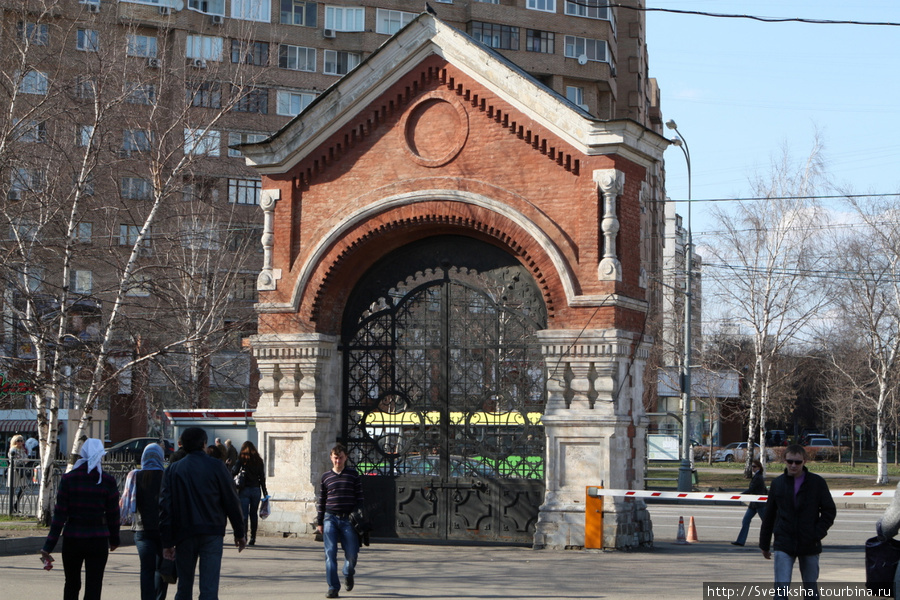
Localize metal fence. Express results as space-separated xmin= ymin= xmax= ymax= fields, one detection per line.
xmin=1 ymin=456 xmax=135 ymax=518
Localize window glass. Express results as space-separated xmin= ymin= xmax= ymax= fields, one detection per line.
xmin=527 ymin=0 xmax=555 ymax=11
xmin=276 ymin=90 xmax=315 ymax=115
xmin=228 ymin=178 xmax=262 ymax=204
xmin=526 ymin=29 xmax=554 ymax=53
xmin=470 ymin=22 xmax=519 ymax=50
xmin=19 ymin=70 xmax=48 ymax=95
xmin=17 ymin=21 xmax=49 ymax=45
xmin=186 ymin=81 xmax=222 ymax=108
xmin=77 ymin=29 xmax=99 ymax=52
xmin=231 ymin=0 xmax=271 ymax=22
xmin=279 ymin=44 xmax=316 ymax=72
xmin=231 ymin=87 xmax=268 ymax=114
xmin=121 ymin=177 xmax=152 ymax=200
xmin=563 ymin=36 xmax=608 ymax=62
xmin=324 ymin=6 xmax=364 ymax=31
xmin=323 ymin=50 xmax=360 ymax=75
xmin=231 ymin=40 xmax=269 ymax=65
xmin=188 ymin=0 xmax=225 ymax=16
xmin=126 ymin=34 xmax=158 ymax=58
xmin=186 ymin=35 xmax=224 ymax=61
xmin=184 ymin=128 xmax=221 ymax=155
xmin=280 ymin=0 xmax=317 ymax=26
xmin=376 ymin=9 xmax=414 ymax=35
xmin=228 ymin=132 xmax=267 ymax=157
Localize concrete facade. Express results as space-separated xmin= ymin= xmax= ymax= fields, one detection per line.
xmin=243 ymin=15 xmax=668 ymax=549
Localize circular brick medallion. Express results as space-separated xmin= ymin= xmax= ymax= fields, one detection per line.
xmin=403 ymin=92 xmax=469 ymax=167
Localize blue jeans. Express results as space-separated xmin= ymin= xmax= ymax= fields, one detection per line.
xmin=773 ymin=551 xmax=819 ymax=599
xmin=239 ymin=486 xmax=262 ymax=539
xmin=173 ymin=534 xmax=223 ymax=600
xmin=735 ymin=504 xmax=766 ymax=545
xmin=134 ymin=530 xmax=168 ymax=600
xmin=323 ymin=513 xmax=359 ymax=592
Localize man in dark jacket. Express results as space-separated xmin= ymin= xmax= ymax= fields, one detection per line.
xmin=160 ymin=427 xmax=246 ymax=600
xmin=759 ymin=444 xmax=836 ymax=599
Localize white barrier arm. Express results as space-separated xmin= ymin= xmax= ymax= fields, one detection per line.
xmin=586 ymin=488 xmax=894 ymax=502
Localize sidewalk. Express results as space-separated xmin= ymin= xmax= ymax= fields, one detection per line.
xmin=0 ymin=534 xmax=868 ymax=600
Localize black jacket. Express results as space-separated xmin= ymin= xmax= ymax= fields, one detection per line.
xmin=759 ymin=466 xmax=836 ymax=556
xmin=743 ymin=469 xmax=768 ymax=511
xmin=232 ymin=458 xmax=268 ymax=496
xmin=159 ymin=450 xmax=244 ymax=547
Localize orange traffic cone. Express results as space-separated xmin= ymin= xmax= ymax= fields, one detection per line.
xmin=676 ymin=516 xmax=687 ymax=544
xmin=687 ymin=516 xmax=699 ymax=543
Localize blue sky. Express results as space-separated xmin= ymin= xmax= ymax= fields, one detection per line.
xmin=645 ymin=1 xmax=900 ymax=236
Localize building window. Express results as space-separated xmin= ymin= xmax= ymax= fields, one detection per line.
xmin=526 ymin=29 xmax=554 ymax=53
xmin=276 ymin=89 xmax=315 ymax=115
xmin=227 ymin=224 xmax=263 ymax=251
xmin=17 ymin=21 xmax=49 ymax=46
xmin=527 ymin=0 xmax=555 ymax=11
xmin=184 ymin=128 xmax=221 ymax=156
xmin=186 ymin=35 xmax=224 ymax=61
xmin=77 ymin=29 xmax=99 ymax=52
xmin=376 ymin=9 xmax=414 ymax=35
xmin=74 ymin=76 xmax=96 ymax=101
xmin=228 ymin=178 xmax=261 ymax=205
xmin=188 ymin=0 xmax=225 ymax=16
xmin=186 ymin=81 xmax=222 ymax=108
xmin=323 ymin=50 xmax=360 ymax=76
xmin=19 ymin=70 xmax=49 ymax=95
xmin=14 ymin=119 xmax=46 ymax=143
xmin=230 ymin=276 xmax=258 ymax=302
xmin=228 ymin=131 xmax=267 ymax=157
xmin=566 ymin=86 xmax=585 ymax=106
xmin=280 ymin=0 xmax=317 ymax=26
xmin=278 ymin=44 xmax=316 ymax=72
xmin=126 ymin=34 xmax=158 ymax=58
xmin=324 ymin=6 xmax=364 ymax=31
xmin=231 ymin=40 xmax=269 ymax=65
xmin=70 ymin=270 xmax=93 ymax=295
xmin=470 ymin=22 xmax=519 ymax=50
xmin=121 ymin=177 xmax=152 ymax=200
xmin=125 ymin=274 xmax=152 ymax=297
xmin=123 ymin=129 xmax=152 ymax=153
xmin=564 ymin=36 xmax=608 ymax=63
xmin=8 ymin=218 xmax=39 ymax=242
xmin=119 ymin=224 xmax=151 ymax=248
xmin=231 ymin=0 xmax=271 ymax=22
xmin=76 ymin=222 xmax=92 ymax=244
xmin=565 ymin=0 xmax=611 ymax=21
xmin=11 ymin=168 xmax=45 ymax=196
xmin=231 ymin=86 xmax=268 ymax=114
xmin=125 ymin=82 xmax=157 ymax=105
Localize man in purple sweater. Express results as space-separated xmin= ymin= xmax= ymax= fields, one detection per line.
xmin=316 ymin=443 xmax=364 ymax=598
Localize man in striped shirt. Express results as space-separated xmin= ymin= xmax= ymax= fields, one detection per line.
xmin=316 ymin=443 xmax=363 ymax=598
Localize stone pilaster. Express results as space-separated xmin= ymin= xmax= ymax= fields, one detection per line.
xmin=595 ymin=169 xmax=625 ymax=282
xmin=251 ymin=333 xmax=340 ymax=536
xmin=534 ymin=328 xmax=653 ymax=550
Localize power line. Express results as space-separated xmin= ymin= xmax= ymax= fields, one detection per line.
xmin=604 ymin=3 xmax=900 ymax=27
xmin=666 ymin=192 xmax=900 ymax=204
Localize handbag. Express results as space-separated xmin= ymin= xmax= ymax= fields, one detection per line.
xmin=866 ymin=536 xmax=900 ymax=597
xmin=119 ymin=469 xmax=138 ymax=526
xmin=233 ymin=466 xmax=246 ymax=491
xmin=349 ymin=507 xmax=373 ymax=546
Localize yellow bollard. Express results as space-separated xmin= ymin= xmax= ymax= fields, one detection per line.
xmin=585 ymin=485 xmax=604 ymax=549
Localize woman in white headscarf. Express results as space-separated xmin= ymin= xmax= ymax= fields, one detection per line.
xmin=125 ymin=443 xmax=170 ymax=600
xmin=41 ymin=438 xmax=121 ymax=600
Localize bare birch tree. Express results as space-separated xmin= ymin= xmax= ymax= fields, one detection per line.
xmin=703 ymin=141 xmax=831 ymax=472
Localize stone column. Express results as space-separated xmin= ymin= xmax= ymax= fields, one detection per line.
xmin=534 ymin=328 xmax=653 ymax=550
xmin=595 ymin=169 xmax=625 ymax=282
xmin=251 ymin=333 xmax=341 ymax=536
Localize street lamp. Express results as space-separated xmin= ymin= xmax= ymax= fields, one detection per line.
xmin=666 ymin=119 xmax=694 ymax=492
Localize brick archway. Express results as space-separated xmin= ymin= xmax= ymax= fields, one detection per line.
xmin=297 ymin=195 xmax=568 ymax=335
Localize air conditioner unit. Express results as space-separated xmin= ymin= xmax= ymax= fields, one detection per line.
xmin=7 ymin=190 xmax=21 ymax=201
xmin=147 ymin=57 xmax=161 ymax=69
xmin=211 ymin=15 xmax=225 ymax=25
xmin=323 ymin=28 xmax=336 ymax=38
xmin=86 ymin=2 xmax=101 ymax=13
xmin=191 ymin=58 xmax=208 ymax=69
xmin=159 ymin=6 xmax=172 ymax=15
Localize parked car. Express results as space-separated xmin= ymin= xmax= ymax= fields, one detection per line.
xmin=713 ymin=442 xmax=775 ymax=463
xmin=803 ymin=438 xmax=834 ymax=447
xmin=106 ymin=437 xmax=175 ymax=463
xmin=765 ymin=430 xmax=787 ymax=446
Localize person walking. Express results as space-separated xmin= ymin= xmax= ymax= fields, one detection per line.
xmin=159 ymin=427 xmax=245 ymax=600
xmin=876 ymin=478 xmax=900 ymax=594
xmin=40 ymin=438 xmax=121 ymax=600
xmin=224 ymin=439 xmax=238 ymax=469
xmin=7 ymin=434 xmax=28 ymax=513
xmin=231 ymin=441 xmax=268 ymax=546
xmin=124 ymin=443 xmax=169 ymax=600
xmin=731 ymin=459 xmax=767 ymax=546
xmin=316 ymin=443 xmax=364 ymax=599
xmin=759 ymin=444 xmax=836 ymax=599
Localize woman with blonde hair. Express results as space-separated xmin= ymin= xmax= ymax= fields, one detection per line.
xmin=7 ymin=434 xmax=28 ymax=513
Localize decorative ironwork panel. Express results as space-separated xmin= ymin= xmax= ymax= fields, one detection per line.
xmin=342 ymin=236 xmax=546 ymax=543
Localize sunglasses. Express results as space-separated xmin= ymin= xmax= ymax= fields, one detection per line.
xmin=785 ymin=459 xmax=804 ymax=465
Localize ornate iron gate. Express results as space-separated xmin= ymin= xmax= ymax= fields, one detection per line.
xmin=342 ymin=236 xmax=546 ymax=543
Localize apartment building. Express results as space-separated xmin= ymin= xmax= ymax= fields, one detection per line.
xmin=0 ymin=0 xmax=666 ymax=443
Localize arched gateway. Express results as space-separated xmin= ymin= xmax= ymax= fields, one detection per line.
xmin=342 ymin=236 xmax=546 ymax=542
xmin=242 ymin=15 xmax=669 ymax=549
